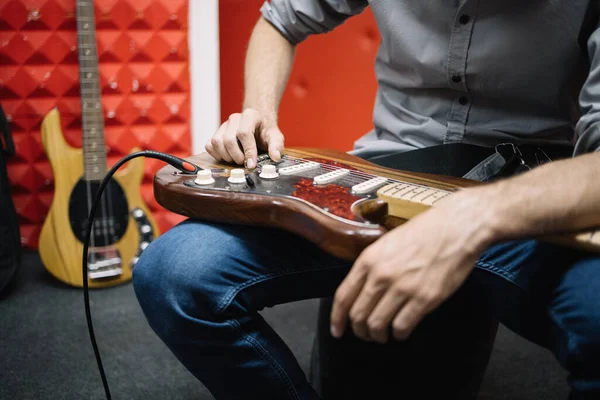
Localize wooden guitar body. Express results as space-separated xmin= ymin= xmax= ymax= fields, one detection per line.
xmin=39 ymin=108 xmax=159 ymax=288
xmin=155 ymin=148 xmax=599 ymax=260
xmin=154 ymin=148 xmax=475 ymax=260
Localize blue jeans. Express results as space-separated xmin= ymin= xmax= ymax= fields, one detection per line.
xmin=132 ymin=220 xmax=600 ymax=399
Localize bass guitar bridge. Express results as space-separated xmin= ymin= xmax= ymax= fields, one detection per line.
xmin=87 ymin=247 xmax=122 ymax=280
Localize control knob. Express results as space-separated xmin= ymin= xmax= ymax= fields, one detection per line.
xmin=228 ymin=168 xmax=246 ymax=184
xmin=259 ymin=165 xmax=279 ymax=179
xmin=195 ymin=169 xmax=215 ymax=185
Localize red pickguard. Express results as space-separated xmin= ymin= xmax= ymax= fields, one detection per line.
xmin=291 ymin=159 xmax=362 ymax=221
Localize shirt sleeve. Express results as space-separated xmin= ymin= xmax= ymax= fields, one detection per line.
xmin=260 ymin=0 xmax=368 ymax=45
xmin=575 ymin=28 xmax=600 ymax=154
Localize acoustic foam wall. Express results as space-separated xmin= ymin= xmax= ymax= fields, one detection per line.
xmin=0 ymin=0 xmax=191 ymax=248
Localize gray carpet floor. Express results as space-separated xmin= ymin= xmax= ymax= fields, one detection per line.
xmin=1 ymin=251 xmax=570 ymax=399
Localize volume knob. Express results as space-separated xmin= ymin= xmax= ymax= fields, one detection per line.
xmin=259 ymin=164 xmax=279 ymax=179
xmin=195 ymin=169 xmax=215 ymax=185
xmin=228 ymin=168 xmax=246 ymax=184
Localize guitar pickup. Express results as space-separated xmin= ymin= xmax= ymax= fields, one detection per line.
xmin=278 ymin=161 xmax=320 ymax=175
xmin=351 ymin=177 xmax=388 ymax=194
xmin=313 ymin=168 xmax=350 ymax=185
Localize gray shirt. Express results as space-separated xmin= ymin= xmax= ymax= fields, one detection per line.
xmin=260 ymin=0 xmax=600 ymax=158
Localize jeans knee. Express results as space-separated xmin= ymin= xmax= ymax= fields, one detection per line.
xmin=559 ymin=311 xmax=600 ymax=374
xmin=552 ymin=258 xmax=600 ymax=375
xmin=133 ymin=221 xmax=256 ymax=335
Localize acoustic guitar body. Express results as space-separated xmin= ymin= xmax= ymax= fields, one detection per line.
xmin=39 ymin=108 xmax=159 ymax=288
xmin=154 ymin=148 xmax=599 ymax=260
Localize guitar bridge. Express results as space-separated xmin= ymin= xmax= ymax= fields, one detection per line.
xmin=88 ymin=247 xmax=123 ymax=280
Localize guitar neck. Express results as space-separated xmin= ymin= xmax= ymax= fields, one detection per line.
xmin=377 ymin=182 xmax=600 ymax=254
xmin=76 ymin=0 xmax=107 ymax=181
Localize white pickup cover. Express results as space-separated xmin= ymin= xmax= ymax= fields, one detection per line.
xmin=278 ymin=161 xmax=320 ymax=175
xmin=351 ymin=177 xmax=388 ymax=194
xmin=314 ymin=169 xmax=350 ymax=185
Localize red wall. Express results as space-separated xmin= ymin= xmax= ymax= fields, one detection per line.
xmin=0 ymin=0 xmax=191 ymax=248
xmin=219 ymin=0 xmax=380 ymax=152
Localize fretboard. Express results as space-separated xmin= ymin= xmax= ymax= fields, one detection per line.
xmin=377 ymin=182 xmax=600 ymax=253
xmin=76 ymin=0 xmax=106 ymax=181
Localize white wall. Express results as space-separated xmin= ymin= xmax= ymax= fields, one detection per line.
xmin=189 ymin=0 xmax=220 ymax=154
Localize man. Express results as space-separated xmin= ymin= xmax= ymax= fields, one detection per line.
xmin=133 ymin=1 xmax=600 ymax=399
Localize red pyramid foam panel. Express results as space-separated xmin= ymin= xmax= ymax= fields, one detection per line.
xmin=0 ymin=0 xmax=191 ymax=248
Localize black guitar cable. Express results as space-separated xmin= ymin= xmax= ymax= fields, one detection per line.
xmin=82 ymin=150 xmax=200 ymax=400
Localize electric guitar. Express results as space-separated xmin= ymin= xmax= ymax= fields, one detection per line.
xmin=153 ymin=148 xmax=600 ymax=260
xmin=38 ymin=0 xmax=159 ymax=288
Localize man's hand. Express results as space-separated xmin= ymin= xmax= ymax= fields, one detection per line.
xmin=205 ymin=108 xmax=285 ymax=168
xmin=330 ymin=188 xmax=495 ymax=343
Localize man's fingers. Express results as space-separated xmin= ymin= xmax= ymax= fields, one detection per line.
xmin=330 ymin=261 xmax=368 ymax=338
xmin=392 ymin=298 xmax=429 ymax=341
xmin=223 ymin=114 xmax=245 ymax=164
xmin=365 ymin=288 xmax=407 ymax=343
xmin=265 ymin=128 xmax=284 ymax=161
xmin=348 ymin=277 xmax=388 ymax=341
xmin=205 ymin=139 xmax=220 ymax=161
xmin=237 ymin=110 xmax=260 ymax=168
xmin=210 ymin=121 xmax=232 ymax=163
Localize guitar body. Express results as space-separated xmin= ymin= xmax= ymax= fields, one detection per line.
xmin=154 ymin=148 xmax=475 ymax=260
xmin=39 ymin=108 xmax=159 ymax=288
xmin=154 ymin=148 xmax=599 ymax=260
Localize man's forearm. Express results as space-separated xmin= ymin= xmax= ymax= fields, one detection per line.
xmin=243 ymin=17 xmax=296 ymax=124
xmin=468 ymin=152 xmax=600 ymax=245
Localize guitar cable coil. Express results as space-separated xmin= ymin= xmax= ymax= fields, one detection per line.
xmin=82 ymin=151 xmax=200 ymax=400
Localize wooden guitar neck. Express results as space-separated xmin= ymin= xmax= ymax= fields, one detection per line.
xmin=376 ymin=181 xmax=600 ymax=254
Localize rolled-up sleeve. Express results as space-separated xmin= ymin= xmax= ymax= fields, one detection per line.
xmin=575 ymin=28 xmax=600 ymax=154
xmin=260 ymin=0 xmax=368 ymax=45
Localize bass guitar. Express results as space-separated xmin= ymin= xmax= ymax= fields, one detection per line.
xmin=153 ymin=148 xmax=600 ymax=260
xmin=38 ymin=0 xmax=159 ymax=288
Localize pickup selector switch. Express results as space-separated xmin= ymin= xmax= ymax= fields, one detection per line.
xmin=259 ymin=165 xmax=279 ymax=179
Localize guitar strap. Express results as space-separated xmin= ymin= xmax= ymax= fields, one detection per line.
xmin=363 ymin=142 xmax=574 ymax=182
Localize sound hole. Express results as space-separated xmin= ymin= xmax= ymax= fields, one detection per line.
xmin=69 ymin=178 xmax=129 ymax=246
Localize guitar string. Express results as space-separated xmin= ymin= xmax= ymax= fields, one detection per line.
xmin=278 ymin=155 xmax=381 ymax=182
xmin=85 ymin=180 xmax=96 ymax=266
xmin=280 ymin=154 xmax=436 ymax=185
xmin=78 ymin=12 xmax=98 ymax=266
xmin=81 ymin=17 xmax=116 ymax=251
xmin=277 ymin=154 xmax=455 ymax=193
xmin=279 ymin=155 xmax=412 ymax=184
xmin=279 ymin=154 xmax=395 ymax=180
xmin=78 ymin=11 xmax=115 ymax=265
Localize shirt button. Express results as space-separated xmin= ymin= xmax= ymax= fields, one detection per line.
xmin=459 ymin=96 xmax=469 ymax=105
xmin=452 ymin=75 xmax=462 ymax=83
xmin=459 ymin=15 xmax=470 ymax=24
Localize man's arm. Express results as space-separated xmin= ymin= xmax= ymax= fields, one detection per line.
xmin=206 ymin=0 xmax=368 ymax=167
xmin=205 ymin=16 xmax=294 ymax=166
xmin=329 ymin=152 xmax=600 ymax=344
xmin=480 ymin=151 xmax=600 ymax=243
